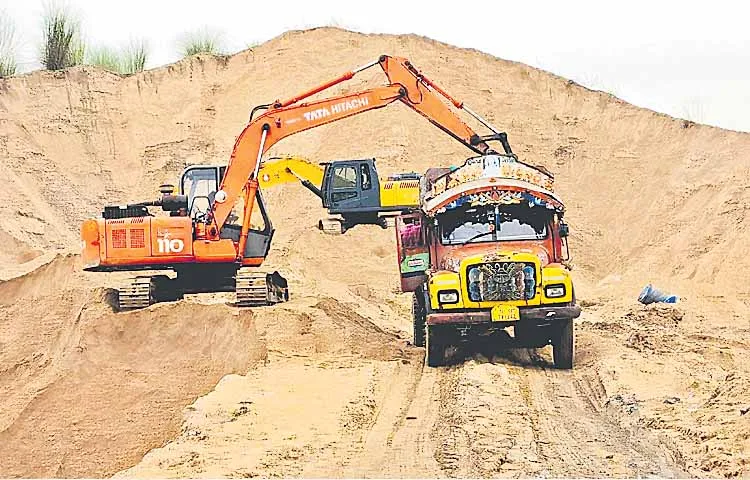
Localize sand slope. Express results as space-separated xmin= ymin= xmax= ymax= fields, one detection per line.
xmin=0 ymin=27 xmax=749 ymax=477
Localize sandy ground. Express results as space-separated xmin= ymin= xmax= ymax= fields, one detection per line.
xmin=1 ymin=27 xmax=749 ymax=478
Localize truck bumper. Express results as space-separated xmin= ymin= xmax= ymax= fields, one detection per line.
xmin=426 ymin=305 xmax=582 ymax=325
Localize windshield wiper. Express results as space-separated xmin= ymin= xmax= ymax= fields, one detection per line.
xmin=458 ymin=231 xmax=494 ymax=245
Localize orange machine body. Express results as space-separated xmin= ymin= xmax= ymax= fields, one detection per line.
xmin=81 ymin=216 xmax=257 ymax=270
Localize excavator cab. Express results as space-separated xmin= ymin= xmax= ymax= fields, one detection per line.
xmin=320 ymin=159 xmax=381 ymax=213
xmin=180 ymin=165 xmax=227 ymax=219
xmin=179 ymin=165 xmax=274 ymax=259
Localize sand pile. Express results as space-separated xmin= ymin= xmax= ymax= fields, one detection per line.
xmin=1 ymin=27 xmax=749 ymax=477
xmin=0 ymin=255 xmax=266 ymax=477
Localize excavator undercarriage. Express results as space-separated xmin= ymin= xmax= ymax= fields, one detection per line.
xmin=235 ymin=269 xmax=289 ymax=307
xmin=318 ymin=212 xmax=395 ymax=234
xmin=117 ymin=266 xmax=288 ymax=310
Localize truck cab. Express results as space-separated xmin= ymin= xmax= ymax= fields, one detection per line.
xmin=395 ymin=154 xmax=581 ymax=367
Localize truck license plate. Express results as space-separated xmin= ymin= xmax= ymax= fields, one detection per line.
xmin=491 ymin=304 xmax=520 ymax=322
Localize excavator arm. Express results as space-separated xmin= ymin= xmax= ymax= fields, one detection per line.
xmin=258 ymin=156 xmax=324 ymax=192
xmin=208 ymin=55 xmax=509 ymax=258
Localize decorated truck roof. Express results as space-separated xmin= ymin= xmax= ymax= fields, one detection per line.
xmin=420 ymin=154 xmax=565 ymax=216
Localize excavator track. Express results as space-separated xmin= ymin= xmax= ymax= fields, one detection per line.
xmin=235 ymin=268 xmax=289 ymax=307
xmin=118 ymin=276 xmax=153 ymax=310
xmin=318 ymin=217 xmax=345 ymax=235
xmin=117 ymin=275 xmax=183 ymax=310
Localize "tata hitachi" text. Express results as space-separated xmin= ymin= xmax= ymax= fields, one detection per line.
xmin=303 ymin=97 xmax=369 ymax=121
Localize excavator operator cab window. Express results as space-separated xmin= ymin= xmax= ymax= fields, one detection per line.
xmin=332 ymin=166 xmax=357 ymax=189
xmin=180 ymin=166 xmax=220 ymax=219
xmin=226 ymin=191 xmax=267 ymax=232
xmin=331 ymin=165 xmax=359 ymax=203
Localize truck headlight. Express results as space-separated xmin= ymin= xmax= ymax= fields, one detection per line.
xmin=545 ymin=285 xmax=566 ymax=298
xmin=438 ymin=290 xmax=459 ymax=304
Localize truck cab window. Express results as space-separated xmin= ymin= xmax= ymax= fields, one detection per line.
xmin=441 ymin=209 xmax=494 ymax=245
xmin=440 ymin=205 xmax=548 ymax=245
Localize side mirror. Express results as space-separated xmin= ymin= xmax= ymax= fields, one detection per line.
xmin=559 ymin=222 xmax=570 ymax=238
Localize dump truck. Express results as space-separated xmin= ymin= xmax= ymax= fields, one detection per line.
xmin=396 ymin=153 xmax=581 ymax=368
xmin=258 ymin=156 xmax=420 ymax=233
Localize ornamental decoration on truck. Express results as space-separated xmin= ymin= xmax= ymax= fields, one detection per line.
xmin=438 ymin=190 xmax=560 ymax=213
xmin=430 ymin=155 xmax=554 ymax=198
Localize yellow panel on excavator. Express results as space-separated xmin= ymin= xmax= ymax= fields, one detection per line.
xmin=258 ymin=156 xmax=325 ymax=189
xmin=380 ymin=179 xmax=420 ymax=208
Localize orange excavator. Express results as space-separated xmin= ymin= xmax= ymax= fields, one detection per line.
xmin=81 ymin=55 xmax=513 ymax=310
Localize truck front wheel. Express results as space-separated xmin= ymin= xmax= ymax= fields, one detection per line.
xmin=552 ymin=318 xmax=574 ymax=369
xmin=425 ymin=325 xmax=445 ymax=367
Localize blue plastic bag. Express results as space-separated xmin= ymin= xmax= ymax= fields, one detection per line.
xmin=638 ymin=284 xmax=679 ymax=305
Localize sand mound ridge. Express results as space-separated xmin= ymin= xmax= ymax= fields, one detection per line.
xmin=0 ymin=27 xmax=749 ymax=477
xmin=0 ymin=27 xmax=748 ymax=300
xmin=0 ymin=255 xmax=266 ymax=477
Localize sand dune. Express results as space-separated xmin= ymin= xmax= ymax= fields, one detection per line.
xmin=0 ymin=27 xmax=748 ymax=477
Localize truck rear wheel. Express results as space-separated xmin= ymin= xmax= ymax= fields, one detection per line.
xmin=425 ymin=325 xmax=445 ymax=367
xmin=412 ymin=293 xmax=426 ymax=347
xmin=552 ymin=318 xmax=574 ymax=369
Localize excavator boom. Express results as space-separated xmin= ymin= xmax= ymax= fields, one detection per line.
xmin=258 ymin=156 xmax=325 ymax=191
xmin=209 ymin=55 xmax=501 ymax=239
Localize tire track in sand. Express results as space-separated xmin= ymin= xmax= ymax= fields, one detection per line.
xmin=381 ymin=348 xmax=692 ymax=478
xmin=339 ymin=353 xmax=445 ymax=478
xmin=338 ymin=355 xmax=536 ymax=478
xmin=508 ymin=354 xmax=690 ymax=477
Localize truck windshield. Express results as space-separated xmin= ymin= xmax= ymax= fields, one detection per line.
xmin=439 ymin=205 xmax=548 ymax=245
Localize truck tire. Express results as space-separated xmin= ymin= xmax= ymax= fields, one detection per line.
xmin=552 ymin=318 xmax=574 ymax=369
xmin=426 ymin=325 xmax=445 ymax=367
xmin=412 ymin=293 xmax=426 ymax=347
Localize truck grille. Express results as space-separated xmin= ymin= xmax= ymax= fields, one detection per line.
xmin=466 ymin=262 xmax=536 ymax=301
